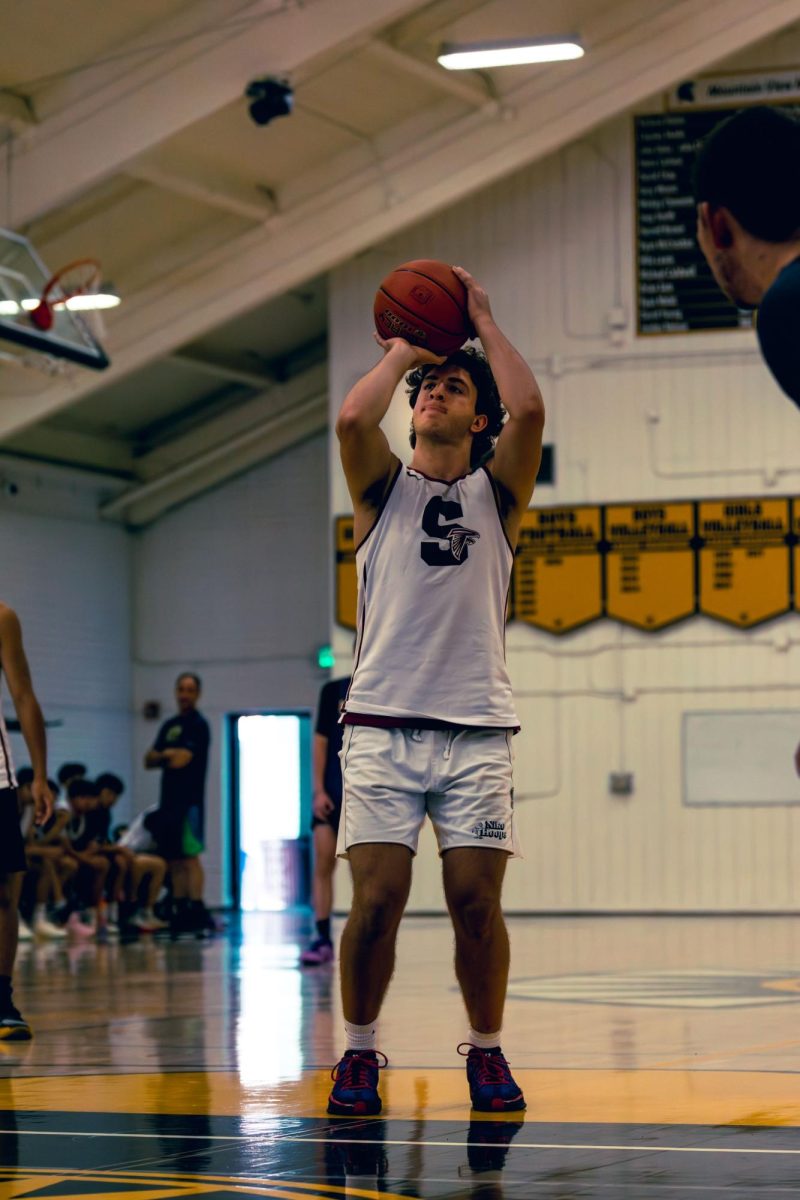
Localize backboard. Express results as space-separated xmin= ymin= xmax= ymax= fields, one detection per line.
xmin=0 ymin=228 xmax=110 ymax=371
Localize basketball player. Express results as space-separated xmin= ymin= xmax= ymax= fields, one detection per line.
xmin=694 ymin=105 xmax=800 ymax=406
xmin=0 ymin=603 xmax=51 ymax=1038
xmin=301 ymin=672 xmax=351 ymax=965
xmin=328 ymin=266 xmax=544 ymax=1115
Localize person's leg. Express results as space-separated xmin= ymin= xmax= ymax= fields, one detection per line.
xmin=442 ymin=847 xmax=524 ymax=1112
xmin=442 ymin=847 xmax=509 ymax=1034
xmin=329 ymin=842 xmax=412 ymax=1117
xmin=0 ymin=872 xmax=31 ymax=1037
xmin=301 ymin=822 xmax=337 ymax=964
xmin=0 ymin=873 xmax=23 ymax=977
xmin=339 ymin=843 xmax=413 ymax=1029
xmin=140 ymin=855 xmax=167 ymax=909
xmin=186 ymin=855 xmax=204 ymax=902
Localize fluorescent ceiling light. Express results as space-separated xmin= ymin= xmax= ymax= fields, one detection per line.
xmin=438 ymin=37 xmax=584 ymax=70
xmin=0 ymin=293 xmax=121 ymax=316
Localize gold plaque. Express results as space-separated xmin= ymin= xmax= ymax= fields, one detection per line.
xmin=513 ymin=507 xmax=603 ymax=634
xmin=605 ymin=503 xmax=695 ymax=630
xmin=335 ymin=516 xmax=358 ymax=631
xmin=698 ymin=498 xmax=790 ymax=627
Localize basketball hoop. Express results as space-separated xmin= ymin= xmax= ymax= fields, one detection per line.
xmin=29 ymin=258 xmax=102 ymax=332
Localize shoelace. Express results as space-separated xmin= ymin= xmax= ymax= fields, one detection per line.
xmin=331 ymin=1050 xmax=388 ymax=1089
xmin=457 ymin=1043 xmax=514 ymax=1086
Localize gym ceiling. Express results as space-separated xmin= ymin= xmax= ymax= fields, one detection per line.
xmin=0 ymin=0 xmax=796 ymax=524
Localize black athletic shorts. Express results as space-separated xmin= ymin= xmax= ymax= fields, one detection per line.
xmin=311 ymin=793 xmax=342 ymax=837
xmin=152 ymin=801 xmax=205 ymax=860
xmin=0 ymin=787 xmax=27 ymax=875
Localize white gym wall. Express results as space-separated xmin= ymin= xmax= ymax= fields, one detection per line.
xmin=330 ymin=43 xmax=800 ymax=914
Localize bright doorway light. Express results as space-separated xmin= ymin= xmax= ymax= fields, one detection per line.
xmin=438 ymin=38 xmax=584 ymax=70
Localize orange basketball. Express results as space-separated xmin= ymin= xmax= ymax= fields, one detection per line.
xmin=374 ymin=260 xmax=470 ymax=356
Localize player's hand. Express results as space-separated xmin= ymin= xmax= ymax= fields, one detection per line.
xmin=32 ymin=777 xmax=53 ymax=826
xmin=312 ymin=789 xmax=335 ymax=820
xmin=373 ymin=332 xmax=446 ymax=368
xmin=452 ymin=266 xmax=493 ymax=334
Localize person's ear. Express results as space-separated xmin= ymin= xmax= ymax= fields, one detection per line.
xmin=471 ymin=413 xmax=489 ymax=434
xmin=706 ymin=203 xmax=735 ymax=250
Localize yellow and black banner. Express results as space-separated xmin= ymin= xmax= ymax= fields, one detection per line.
xmin=512 ymin=507 xmax=603 ymax=633
xmin=605 ymin=502 xmax=695 ymax=630
xmin=335 ymin=516 xmax=357 ymax=631
xmin=698 ymin=498 xmax=791 ymax=628
xmin=335 ymin=495 xmax=798 ymax=635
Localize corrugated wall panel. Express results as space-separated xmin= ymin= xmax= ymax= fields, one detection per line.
xmin=329 ymin=46 xmax=800 ymax=912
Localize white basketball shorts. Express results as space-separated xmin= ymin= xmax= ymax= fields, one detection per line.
xmin=337 ymin=724 xmax=520 ymax=858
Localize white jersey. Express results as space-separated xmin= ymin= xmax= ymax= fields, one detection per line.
xmin=344 ymin=464 xmax=519 ymax=727
xmin=0 ymin=677 xmax=16 ymax=789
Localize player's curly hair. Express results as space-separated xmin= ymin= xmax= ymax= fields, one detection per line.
xmin=406 ymin=347 xmax=505 ymax=468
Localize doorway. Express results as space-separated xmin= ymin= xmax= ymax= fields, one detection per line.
xmin=229 ymin=711 xmax=312 ymax=911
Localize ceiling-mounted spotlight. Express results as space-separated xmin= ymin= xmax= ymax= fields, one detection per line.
xmin=438 ymin=37 xmax=584 ymax=70
xmin=246 ymin=77 xmax=293 ymax=126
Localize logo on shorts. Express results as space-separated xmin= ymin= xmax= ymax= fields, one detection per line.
xmin=471 ymin=819 xmax=506 ymax=841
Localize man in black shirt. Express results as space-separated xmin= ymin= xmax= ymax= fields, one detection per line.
xmin=694 ymin=106 xmax=800 ymax=407
xmin=300 ymin=675 xmax=350 ymax=965
xmin=145 ymin=672 xmax=211 ymax=934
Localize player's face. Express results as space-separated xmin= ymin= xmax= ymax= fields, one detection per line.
xmin=414 ymin=366 xmax=484 ymax=440
xmin=176 ymin=675 xmax=200 ymax=712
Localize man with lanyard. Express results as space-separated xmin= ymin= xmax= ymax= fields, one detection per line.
xmin=145 ymin=672 xmax=211 ymax=935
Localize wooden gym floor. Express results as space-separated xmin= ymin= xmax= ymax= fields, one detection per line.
xmin=0 ymin=911 xmax=798 ymax=1197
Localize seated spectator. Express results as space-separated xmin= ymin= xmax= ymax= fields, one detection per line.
xmin=57 ymin=762 xmax=86 ymax=793
xmin=115 ymin=808 xmax=169 ymax=932
xmin=89 ymin=773 xmax=134 ymax=933
xmin=17 ymin=769 xmax=71 ymax=939
xmin=62 ymin=778 xmax=111 ymax=938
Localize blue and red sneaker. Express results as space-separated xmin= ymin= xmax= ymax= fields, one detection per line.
xmin=327 ymin=1049 xmax=387 ymax=1116
xmin=458 ymin=1043 xmax=526 ymax=1112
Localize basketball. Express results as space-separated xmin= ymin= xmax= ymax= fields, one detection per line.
xmin=374 ymin=259 xmax=470 ymax=356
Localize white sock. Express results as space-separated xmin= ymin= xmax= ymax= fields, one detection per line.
xmin=344 ymin=1020 xmax=377 ymax=1051
xmin=33 ymin=905 xmax=46 ymax=923
xmin=468 ymin=1027 xmax=502 ymax=1051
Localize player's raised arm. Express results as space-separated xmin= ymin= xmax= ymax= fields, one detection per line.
xmin=453 ymin=267 xmax=544 ymax=533
xmin=336 ymin=336 xmax=444 ymax=539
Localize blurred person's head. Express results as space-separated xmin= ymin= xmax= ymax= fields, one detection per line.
xmin=175 ymin=672 xmax=202 ymax=714
xmin=95 ymin=772 xmax=125 ymax=810
xmin=58 ymin=761 xmax=87 ymax=788
xmin=67 ymin=777 xmax=99 ymax=814
xmin=694 ymin=106 xmax=800 ymax=307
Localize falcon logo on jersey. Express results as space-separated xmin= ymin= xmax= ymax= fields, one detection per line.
xmin=420 ymin=496 xmax=480 ymax=566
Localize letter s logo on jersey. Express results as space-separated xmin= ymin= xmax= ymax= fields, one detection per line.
xmin=420 ymin=497 xmax=480 ymax=566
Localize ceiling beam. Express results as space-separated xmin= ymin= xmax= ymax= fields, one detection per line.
xmin=1 ymin=0 xmax=797 ymax=440
xmin=1 ymin=0 xmax=423 ymax=228
xmin=364 ymin=41 xmax=491 ymax=108
xmin=127 ymin=164 xmax=275 ymax=223
xmin=169 ymin=351 xmax=276 ymax=390
xmin=0 ymin=90 xmax=34 ymax=133
xmin=100 ymin=362 xmax=327 ymax=526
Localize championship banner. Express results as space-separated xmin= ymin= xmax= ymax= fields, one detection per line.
xmin=512 ymin=507 xmax=603 ymax=634
xmin=605 ymin=502 xmax=695 ymax=630
xmin=335 ymin=516 xmax=357 ymax=631
xmin=698 ymin=498 xmax=791 ymax=628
